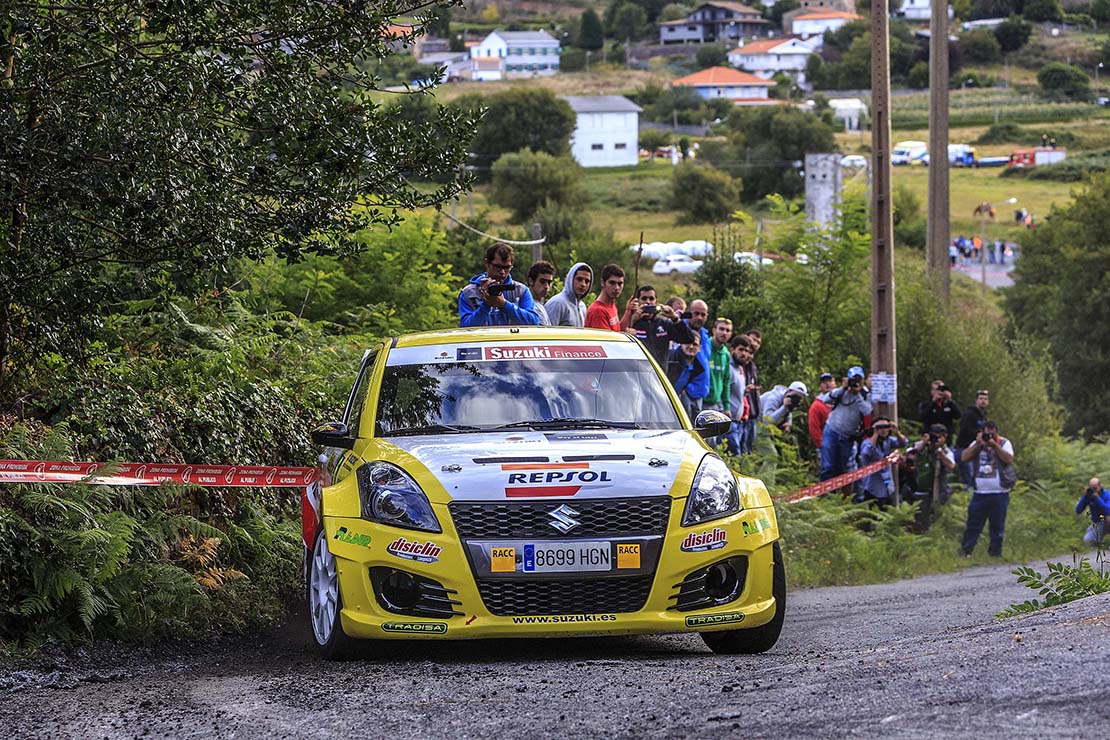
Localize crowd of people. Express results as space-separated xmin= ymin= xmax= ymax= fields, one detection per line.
xmin=948 ymin=236 xmax=1011 ymax=267
xmin=458 ymin=242 xmax=1104 ymax=556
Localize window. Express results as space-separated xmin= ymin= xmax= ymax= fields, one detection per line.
xmin=591 ymin=143 xmax=604 ymax=150
xmin=615 ymin=143 xmax=627 ymax=150
xmin=688 ymin=25 xmax=697 ymax=31
xmin=345 ymin=346 xmax=382 ymax=428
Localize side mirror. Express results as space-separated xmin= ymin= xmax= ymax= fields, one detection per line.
xmin=311 ymin=421 xmax=356 ymax=450
xmin=694 ymin=409 xmax=732 ymax=439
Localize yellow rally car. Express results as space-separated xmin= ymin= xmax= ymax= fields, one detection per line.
xmin=302 ymin=327 xmax=784 ymax=657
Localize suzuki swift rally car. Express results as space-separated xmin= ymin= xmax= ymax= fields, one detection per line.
xmin=303 ymin=327 xmax=785 ymax=657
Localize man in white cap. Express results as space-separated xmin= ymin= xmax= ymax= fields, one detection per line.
xmin=760 ymin=381 xmax=809 ymax=431
xmin=818 ymin=365 xmax=872 ymax=481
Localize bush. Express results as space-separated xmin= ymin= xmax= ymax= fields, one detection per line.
xmin=1094 ymin=0 xmax=1110 ymax=24
xmin=639 ymin=127 xmax=672 ymax=153
xmin=975 ymin=121 xmax=1078 ymax=148
xmin=907 ymin=61 xmax=929 ymax=90
xmin=560 ymin=47 xmax=587 ymax=72
xmin=490 ymin=149 xmax=587 ymax=222
xmin=1037 ymin=62 xmax=1091 ymax=102
xmin=959 ymin=29 xmax=1002 ymax=65
xmin=671 ymin=162 xmax=741 ymax=223
xmin=695 ymin=44 xmax=728 ymax=69
xmin=994 ymin=16 xmax=1032 ymax=53
xmin=1023 ymin=0 xmax=1063 ymax=22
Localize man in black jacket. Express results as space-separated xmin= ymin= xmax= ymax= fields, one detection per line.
xmin=918 ymin=379 xmax=961 ymax=438
xmin=632 ymin=284 xmax=694 ymax=367
xmin=955 ymin=389 xmax=989 ymax=489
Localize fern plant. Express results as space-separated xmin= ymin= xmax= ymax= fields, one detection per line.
xmin=997 ymin=553 xmax=1110 ymax=618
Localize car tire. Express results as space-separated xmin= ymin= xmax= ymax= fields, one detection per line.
xmin=670 ymin=269 xmax=678 ymax=275
xmin=700 ymin=541 xmax=786 ymax=655
xmin=308 ymin=529 xmax=353 ymax=660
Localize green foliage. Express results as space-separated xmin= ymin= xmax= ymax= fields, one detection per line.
xmin=997 ymin=556 xmax=1110 ymax=617
xmin=767 ymin=0 xmax=801 ymax=26
xmin=1038 ymin=62 xmax=1091 ymax=102
xmin=0 ymin=1 xmax=476 ymax=391
xmin=639 ymin=128 xmax=673 ymax=153
xmin=660 ymin=3 xmax=692 ymax=22
xmin=576 ymin=8 xmax=606 ymax=50
xmin=975 ymin=122 xmax=1077 ymax=148
xmin=907 ymin=61 xmax=930 ymax=90
xmin=560 ymin=48 xmax=588 ymax=72
xmin=634 ymin=82 xmax=732 ymax=125
xmin=610 ymin=2 xmax=649 ymax=40
xmin=808 ymin=22 xmax=920 ymax=90
xmin=959 ymin=29 xmax=1002 ymax=65
xmin=490 ymin=150 xmax=587 ymax=222
xmin=970 ymin=0 xmax=1022 ymax=19
xmin=695 ymin=45 xmax=729 ymax=70
xmin=452 ymin=88 xmax=577 ymax=174
xmin=1094 ymin=0 xmax=1110 ymax=24
xmin=892 ymin=183 xmax=921 ymax=227
xmin=1000 ymin=149 xmax=1110 ymax=181
xmin=671 ymin=163 xmax=741 ymax=223
xmin=1005 ymin=174 xmax=1110 ymax=437
xmin=533 ymin=200 xmax=592 ymax=246
xmin=994 ymin=16 xmax=1032 ymax=53
xmin=1023 ymin=0 xmax=1064 ymax=21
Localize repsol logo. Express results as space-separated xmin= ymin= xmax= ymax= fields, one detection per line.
xmin=506 ymin=470 xmax=613 ymax=485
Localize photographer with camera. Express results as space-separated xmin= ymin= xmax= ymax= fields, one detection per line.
xmin=1076 ymin=478 xmax=1110 ymax=545
xmin=858 ymin=416 xmax=907 ymax=506
xmin=818 ymin=366 xmax=872 ymax=482
xmin=955 ymin=390 xmax=990 ymax=489
xmin=631 ymin=285 xmax=694 ymax=366
xmin=760 ymin=381 xmax=809 ymax=431
xmin=902 ymin=424 xmax=956 ymax=531
xmin=959 ymin=421 xmax=1016 ymax=557
xmin=458 ymin=242 xmax=542 ymax=327
xmin=919 ymin=379 xmax=962 ymax=439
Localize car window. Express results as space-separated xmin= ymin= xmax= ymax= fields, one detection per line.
xmin=375 ymin=358 xmax=681 ymax=433
xmin=344 ymin=347 xmax=380 ymax=431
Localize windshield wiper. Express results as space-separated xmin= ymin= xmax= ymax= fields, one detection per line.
xmin=383 ymin=423 xmax=482 ymax=437
xmin=494 ymin=418 xmax=643 ymax=430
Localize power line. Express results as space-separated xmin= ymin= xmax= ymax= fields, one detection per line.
xmin=442 ymin=212 xmax=546 ymax=246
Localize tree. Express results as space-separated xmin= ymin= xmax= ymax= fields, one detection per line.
xmin=577 ymin=8 xmax=606 ymax=50
xmin=994 ymin=16 xmax=1033 ymax=53
xmin=767 ymin=0 xmax=801 ymax=27
xmin=1093 ymin=0 xmax=1110 ymax=24
xmin=639 ymin=128 xmax=672 ymax=153
xmin=0 ymin=0 xmax=476 ymax=388
xmin=1023 ymin=0 xmax=1063 ymax=22
xmin=959 ymin=29 xmax=1003 ymax=64
xmin=671 ymin=163 xmax=741 ymax=223
xmin=696 ymin=44 xmax=730 ymax=69
xmin=660 ymin=3 xmax=691 ymax=22
xmin=1037 ymin=62 xmax=1091 ymax=101
xmin=490 ymin=150 xmax=587 ymax=222
xmin=611 ymin=3 xmax=649 ymax=40
xmin=1004 ymin=175 xmax=1110 ymax=437
xmin=451 ymin=89 xmax=577 ymax=174
xmin=969 ymin=0 xmax=1024 ymax=20
xmin=480 ymin=2 xmax=501 ymax=23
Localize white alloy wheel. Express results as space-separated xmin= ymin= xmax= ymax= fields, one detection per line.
xmin=310 ymin=533 xmax=340 ymax=645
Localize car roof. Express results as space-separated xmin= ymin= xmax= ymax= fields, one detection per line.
xmin=391 ymin=326 xmax=641 ymax=348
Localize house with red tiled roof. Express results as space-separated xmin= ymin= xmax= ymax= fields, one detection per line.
xmin=659 ymin=2 xmax=769 ymax=45
xmin=789 ymin=10 xmax=861 ymax=39
xmin=672 ymin=66 xmax=775 ymax=104
xmin=727 ymin=36 xmax=817 ymax=84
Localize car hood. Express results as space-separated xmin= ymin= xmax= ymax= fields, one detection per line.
xmin=385 ymin=429 xmax=701 ymax=502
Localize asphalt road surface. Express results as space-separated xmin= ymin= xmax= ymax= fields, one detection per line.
xmin=3 ymin=560 xmax=1108 ymax=739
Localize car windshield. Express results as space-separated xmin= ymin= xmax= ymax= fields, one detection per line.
xmin=375 ymin=357 xmax=682 ymax=435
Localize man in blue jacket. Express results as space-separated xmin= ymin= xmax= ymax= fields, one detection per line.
xmin=666 ymin=334 xmax=709 ymax=420
xmin=1077 ymin=478 xmax=1110 ymax=544
xmin=458 ymin=242 xmax=541 ymax=327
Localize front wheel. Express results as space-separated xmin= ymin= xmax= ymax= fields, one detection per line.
xmin=701 ymin=541 xmax=786 ymax=654
xmin=308 ymin=529 xmax=353 ymax=659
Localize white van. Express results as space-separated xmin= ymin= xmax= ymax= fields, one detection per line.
xmin=891 ymin=140 xmax=928 ymax=166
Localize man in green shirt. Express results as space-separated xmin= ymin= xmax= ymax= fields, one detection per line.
xmin=703 ymin=317 xmax=733 ymax=416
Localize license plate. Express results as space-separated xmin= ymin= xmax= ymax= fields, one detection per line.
xmin=522 ymin=542 xmax=611 ymax=573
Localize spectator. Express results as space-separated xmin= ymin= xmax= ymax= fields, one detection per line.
xmin=808 ymin=372 xmax=836 ymax=449
xmin=955 ymin=390 xmax=990 ymax=489
xmin=545 ymin=262 xmax=593 ymax=328
xmin=666 ymin=296 xmax=687 ymax=314
xmin=903 ymin=424 xmax=956 ymax=531
xmin=525 ymin=260 xmax=555 ymax=326
xmin=631 ymin=285 xmax=695 ymax=367
xmin=458 ymin=242 xmax=541 ymax=327
xmin=919 ymin=379 xmax=961 ymax=439
xmin=739 ymin=330 xmax=763 ymax=454
xmin=666 ymin=334 xmax=708 ymax=419
xmin=703 ymin=318 xmax=733 ymax=414
xmin=682 ymin=300 xmax=712 ymax=415
xmin=585 ymin=264 xmax=639 ymax=332
xmin=761 ymin=381 xmax=809 ymax=431
xmin=858 ymin=416 xmax=907 ymax=506
xmin=819 ymin=366 xmax=872 ymax=482
xmin=725 ymin=334 xmax=752 ymax=455
xmin=1077 ymin=478 xmax=1110 ymax=545
xmin=959 ymin=421 xmax=1016 ymax=557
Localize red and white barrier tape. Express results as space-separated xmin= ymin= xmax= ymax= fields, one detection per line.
xmin=0 ymin=459 xmax=319 ymax=487
xmin=781 ymin=453 xmax=902 ymax=504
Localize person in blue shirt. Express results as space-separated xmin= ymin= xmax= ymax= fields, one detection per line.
xmin=458 ymin=242 xmax=541 ymax=327
xmin=1076 ymin=478 xmax=1110 ymax=544
xmin=666 ymin=334 xmax=709 ymax=420
xmin=857 ymin=416 xmax=906 ymax=506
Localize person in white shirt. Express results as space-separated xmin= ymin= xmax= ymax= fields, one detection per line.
xmin=959 ymin=421 xmax=1016 ymax=557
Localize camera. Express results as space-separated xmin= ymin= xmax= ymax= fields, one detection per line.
xmin=925 ymin=432 xmax=938 ymax=444
xmin=1086 ymin=486 xmax=1098 ymax=497
xmin=982 ymin=432 xmax=995 ymax=443
xmin=681 ymin=310 xmax=693 ymax=320
xmin=486 ymin=282 xmax=507 ymax=297
xmin=643 ymin=304 xmax=659 ymax=316
xmin=937 ymin=383 xmax=949 ymax=392
xmin=848 ymin=377 xmax=861 ymax=389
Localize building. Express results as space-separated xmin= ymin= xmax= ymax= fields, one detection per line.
xmin=672 ymin=66 xmax=775 ymax=104
xmin=897 ymin=0 xmax=934 ymax=21
xmin=789 ymin=11 xmax=861 ymax=39
xmin=562 ymin=96 xmax=642 ymax=168
xmin=828 ymin=97 xmax=867 ymax=131
xmin=468 ymin=29 xmax=561 ymax=80
xmin=659 ymin=2 xmax=770 ymax=45
xmin=727 ymin=37 xmax=817 ymax=84
xmin=417 ymin=51 xmax=471 ymax=82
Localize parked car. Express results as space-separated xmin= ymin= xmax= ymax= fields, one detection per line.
xmin=734 ymin=252 xmax=775 ymax=268
xmin=840 ymin=154 xmax=867 ymax=170
xmin=304 ymin=327 xmax=785 ymax=658
xmin=891 ymin=140 xmax=928 ymax=166
xmin=923 ymin=144 xmax=978 ymax=167
xmin=653 ymin=254 xmax=704 ymax=275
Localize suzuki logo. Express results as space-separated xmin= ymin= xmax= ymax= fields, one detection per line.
xmin=547 ymin=504 xmax=581 ymax=534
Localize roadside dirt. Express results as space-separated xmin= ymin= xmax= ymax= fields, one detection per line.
xmin=3 ymin=560 xmax=1108 ymax=738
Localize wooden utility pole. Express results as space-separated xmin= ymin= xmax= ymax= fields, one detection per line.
xmin=870 ymin=0 xmax=898 ymax=424
xmin=926 ymin=0 xmax=951 ymax=303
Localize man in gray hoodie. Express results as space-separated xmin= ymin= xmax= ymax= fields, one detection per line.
xmin=818 ymin=365 xmax=872 ymax=481
xmin=544 ymin=262 xmax=593 ymax=328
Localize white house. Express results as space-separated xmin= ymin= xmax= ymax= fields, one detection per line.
xmin=659 ymin=2 xmax=770 ymax=45
xmin=562 ymin=96 xmax=642 ymax=168
xmin=727 ymin=37 xmax=817 ymax=84
xmin=790 ymin=10 xmax=860 ymax=39
xmin=469 ymin=29 xmax=561 ymax=80
xmin=828 ymin=97 xmax=867 ymax=131
xmin=672 ymin=66 xmax=774 ymax=103
xmin=897 ymin=0 xmax=934 ymax=21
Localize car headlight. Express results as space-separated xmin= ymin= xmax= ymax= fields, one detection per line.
xmin=682 ymin=455 xmax=741 ymax=526
xmin=356 ymin=463 xmax=441 ymax=533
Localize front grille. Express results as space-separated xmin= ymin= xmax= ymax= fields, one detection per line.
xmin=476 ymin=575 xmax=653 ymax=616
xmin=449 ymin=497 xmax=671 ymax=539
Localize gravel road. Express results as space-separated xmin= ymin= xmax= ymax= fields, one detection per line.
xmin=3 ymin=559 xmax=1108 ymax=739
